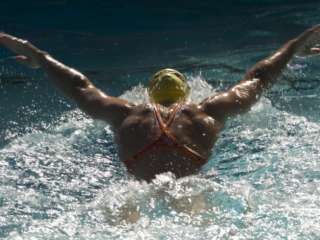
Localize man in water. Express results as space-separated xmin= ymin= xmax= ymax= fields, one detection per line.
xmin=1 ymin=25 xmax=319 ymax=181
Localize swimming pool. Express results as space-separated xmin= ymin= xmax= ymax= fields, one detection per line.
xmin=1 ymin=1 xmax=320 ymax=239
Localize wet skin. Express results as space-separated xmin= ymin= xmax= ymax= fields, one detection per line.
xmin=116 ymin=103 xmax=223 ymax=180
xmin=0 ymin=25 xmax=319 ymax=181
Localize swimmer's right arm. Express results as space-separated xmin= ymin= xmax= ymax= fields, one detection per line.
xmin=201 ymin=24 xmax=320 ymax=122
xmin=0 ymin=33 xmax=132 ymax=128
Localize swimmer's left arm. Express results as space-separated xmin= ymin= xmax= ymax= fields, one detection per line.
xmin=201 ymin=24 xmax=320 ymax=122
xmin=0 ymin=33 xmax=133 ymax=128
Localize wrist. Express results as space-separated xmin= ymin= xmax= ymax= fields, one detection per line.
xmin=34 ymin=50 xmax=50 ymax=67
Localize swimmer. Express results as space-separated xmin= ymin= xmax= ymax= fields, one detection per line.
xmin=1 ymin=25 xmax=319 ymax=181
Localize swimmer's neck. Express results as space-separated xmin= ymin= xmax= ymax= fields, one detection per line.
xmin=161 ymin=102 xmax=176 ymax=107
xmin=155 ymin=103 xmax=181 ymax=110
xmin=154 ymin=100 xmax=186 ymax=108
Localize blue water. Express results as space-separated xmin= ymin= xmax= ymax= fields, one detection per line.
xmin=1 ymin=1 xmax=320 ymax=239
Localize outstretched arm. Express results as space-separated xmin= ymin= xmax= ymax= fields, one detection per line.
xmin=201 ymin=25 xmax=320 ymax=122
xmin=0 ymin=33 xmax=132 ymax=128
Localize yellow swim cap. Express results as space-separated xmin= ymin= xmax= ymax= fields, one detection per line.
xmin=148 ymin=68 xmax=190 ymax=104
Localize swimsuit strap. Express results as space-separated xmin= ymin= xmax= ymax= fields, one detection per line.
xmin=153 ymin=103 xmax=181 ymax=132
xmin=123 ymin=103 xmax=207 ymax=168
xmin=153 ymin=104 xmax=207 ymax=165
xmin=124 ymin=104 xmax=182 ymax=167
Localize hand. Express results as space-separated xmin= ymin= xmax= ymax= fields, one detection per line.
xmin=299 ymin=46 xmax=320 ymax=57
xmin=0 ymin=33 xmax=43 ymax=68
xmin=296 ymin=25 xmax=320 ymax=57
xmin=310 ymin=47 xmax=320 ymax=54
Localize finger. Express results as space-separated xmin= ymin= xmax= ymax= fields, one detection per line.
xmin=309 ymin=24 xmax=320 ymax=32
xmin=15 ymin=55 xmax=39 ymax=69
xmin=15 ymin=55 xmax=31 ymax=66
xmin=0 ymin=33 xmax=20 ymax=45
xmin=310 ymin=47 xmax=320 ymax=54
xmin=0 ymin=33 xmax=38 ymax=50
xmin=0 ymin=34 xmax=27 ymax=54
xmin=0 ymin=34 xmax=37 ymax=57
xmin=0 ymin=32 xmax=9 ymax=39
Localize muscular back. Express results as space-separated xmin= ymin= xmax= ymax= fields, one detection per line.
xmin=115 ymin=103 xmax=224 ymax=180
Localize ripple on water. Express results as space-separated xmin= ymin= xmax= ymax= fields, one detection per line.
xmin=1 ymin=72 xmax=320 ymax=239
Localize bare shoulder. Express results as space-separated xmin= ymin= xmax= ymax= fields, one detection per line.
xmin=182 ymin=102 xmax=224 ymax=125
xmin=120 ymin=103 xmax=154 ymax=126
xmin=117 ymin=103 xmax=157 ymax=143
xmin=128 ymin=103 xmax=154 ymax=116
xmin=175 ymin=103 xmax=224 ymax=154
xmin=120 ymin=102 xmax=222 ymax=127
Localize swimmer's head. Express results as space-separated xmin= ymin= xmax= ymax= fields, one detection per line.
xmin=148 ymin=68 xmax=190 ymax=105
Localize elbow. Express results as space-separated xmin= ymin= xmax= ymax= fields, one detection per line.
xmin=78 ymin=99 xmax=103 ymax=119
xmin=71 ymin=74 xmax=90 ymax=90
xmin=247 ymin=63 xmax=271 ymax=80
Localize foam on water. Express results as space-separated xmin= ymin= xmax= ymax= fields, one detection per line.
xmin=1 ymin=71 xmax=320 ymax=239
xmin=120 ymin=74 xmax=215 ymax=104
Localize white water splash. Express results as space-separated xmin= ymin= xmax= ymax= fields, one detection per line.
xmin=120 ymin=74 xmax=216 ymax=104
xmin=2 ymin=71 xmax=320 ymax=239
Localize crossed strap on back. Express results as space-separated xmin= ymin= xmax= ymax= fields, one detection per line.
xmin=123 ymin=103 xmax=207 ymax=168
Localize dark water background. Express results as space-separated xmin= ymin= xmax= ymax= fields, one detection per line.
xmin=1 ymin=1 xmax=320 ymax=239
xmin=1 ymin=0 xmax=319 ymax=143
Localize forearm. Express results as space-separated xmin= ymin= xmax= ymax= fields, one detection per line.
xmin=202 ymin=25 xmax=320 ymax=120
xmin=0 ymin=33 xmax=133 ymax=126
xmin=245 ymin=26 xmax=318 ymax=88
xmin=37 ymin=52 xmax=93 ymax=100
xmin=246 ymin=43 xmax=293 ymax=88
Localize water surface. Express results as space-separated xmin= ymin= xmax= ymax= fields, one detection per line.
xmin=1 ymin=2 xmax=320 ymax=239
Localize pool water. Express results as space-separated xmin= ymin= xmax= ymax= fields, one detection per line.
xmin=1 ymin=1 xmax=320 ymax=239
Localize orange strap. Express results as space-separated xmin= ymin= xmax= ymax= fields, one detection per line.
xmin=123 ymin=103 xmax=207 ymax=167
